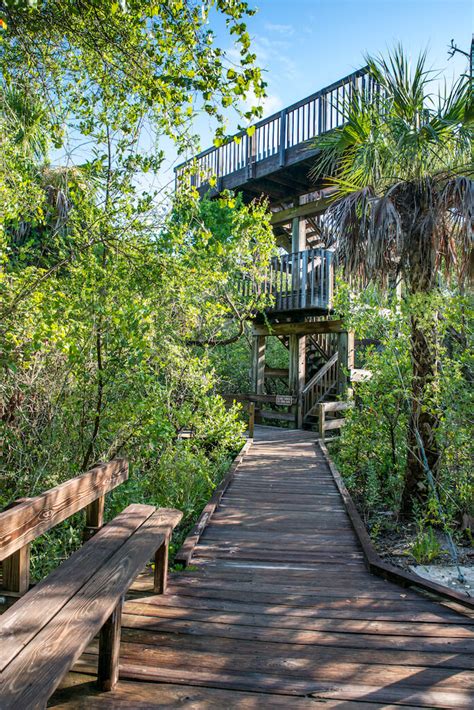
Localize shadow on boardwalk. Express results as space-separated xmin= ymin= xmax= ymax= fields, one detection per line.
xmin=51 ymin=426 xmax=474 ymax=709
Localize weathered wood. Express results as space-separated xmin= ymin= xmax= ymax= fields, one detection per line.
xmin=56 ymin=673 xmax=422 ymax=710
xmin=0 ymin=459 xmax=128 ymax=561
xmin=97 ymin=597 xmax=123 ymax=691
xmin=320 ymin=400 xmax=354 ymax=413
xmin=83 ymin=494 xmax=105 ymax=542
xmin=319 ymin=440 xmax=474 ymax=610
xmin=271 ymin=196 xmax=333 ymax=226
xmin=253 ymin=319 xmax=345 ymax=337
xmin=154 ymin=537 xmax=169 ymax=594
xmin=323 ymin=417 xmax=347 ymax=432
xmin=264 ymin=367 xmax=289 ymax=378
xmin=222 ymin=393 xmax=297 ymax=405
xmin=2 ymin=544 xmax=30 ymax=595
xmin=0 ymin=505 xmax=153 ymax=673
xmin=51 ymin=426 xmax=474 ymax=707
xmin=251 ymin=335 xmax=265 ymax=396
xmin=174 ymin=440 xmax=251 ymax=566
xmin=0 ymin=506 xmax=182 ymax=709
xmin=259 ymin=410 xmax=295 ymax=422
xmin=248 ymin=401 xmax=255 ymax=438
xmin=337 ymin=331 xmax=349 ymax=395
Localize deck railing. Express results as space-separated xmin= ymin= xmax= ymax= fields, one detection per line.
xmin=240 ymin=248 xmax=334 ymax=312
xmin=176 ymin=67 xmax=377 ymax=189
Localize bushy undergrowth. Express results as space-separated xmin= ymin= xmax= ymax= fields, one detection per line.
xmin=330 ymin=284 xmax=473 ymax=548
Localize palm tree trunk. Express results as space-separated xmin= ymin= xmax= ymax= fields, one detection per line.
xmin=399 ymin=313 xmax=440 ymax=519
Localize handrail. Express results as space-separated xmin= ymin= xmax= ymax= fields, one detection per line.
xmin=175 ymin=66 xmax=369 ymax=171
xmin=239 ymin=248 xmax=334 ymax=312
xmin=0 ymin=459 xmax=128 ymax=596
xmin=302 ymin=352 xmax=338 ymax=395
xmin=175 ymin=66 xmax=377 ymax=190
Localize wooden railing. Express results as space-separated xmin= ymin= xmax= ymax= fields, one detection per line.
xmin=176 ymin=67 xmax=376 ymax=189
xmin=302 ymin=352 xmax=339 ymax=419
xmin=0 ymin=460 xmax=128 ymax=598
xmin=239 ymin=248 xmax=334 ymax=312
xmin=318 ymin=401 xmax=354 ymax=440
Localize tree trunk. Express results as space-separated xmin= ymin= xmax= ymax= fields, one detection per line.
xmin=399 ymin=313 xmax=440 ymax=520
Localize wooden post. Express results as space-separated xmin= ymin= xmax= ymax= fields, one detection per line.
xmin=318 ymin=403 xmax=325 ymax=440
xmin=348 ymin=330 xmax=355 ymax=370
xmin=251 ymin=335 xmax=266 ymax=395
xmin=2 ymin=545 xmax=30 ymax=596
xmin=248 ymin=401 xmax=255 ymax=438
xmin=337 ymin=331 xmax=350 ymax=396
xmin=154 ymin=537 xmax=169 ymax=594
xmin=279 ymin=108 xmax=287 ymax=167
xmin=98 ymin=596 xmax=123 ymax=691
xmin=83 ymin=494 xmax=105 ymax=542
xmin=289 ymin=334 xmax=306 ymax=428
xmin=1 ymin=497 xmax=32 ymax=595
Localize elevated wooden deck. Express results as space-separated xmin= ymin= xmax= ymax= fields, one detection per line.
xmin=51 ymin=427 xmax=474 ymax=708
xmin=176 ymin=68 xmax=379 ymax=203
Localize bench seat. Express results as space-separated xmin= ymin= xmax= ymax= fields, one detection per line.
xmin=0 ymin=503 xmax=182 ymax=709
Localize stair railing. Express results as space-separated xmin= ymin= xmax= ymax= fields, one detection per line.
xmin=302 ymin=351 xmax=339 ymax=419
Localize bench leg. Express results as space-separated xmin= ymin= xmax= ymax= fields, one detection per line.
xmin=98 ymin=596 xmax=123 ymax=691
xmin=2 ymin=544 xmax=30 ymax=596
xmin=83 ymin=495 xmax=105 ymax=542
xmin=154 ymin=536 xmax=169 ymax=594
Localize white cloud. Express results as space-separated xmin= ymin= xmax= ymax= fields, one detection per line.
xmin=264 ymin=23 xmax=295 ymax=36
xmin=242 ymin=89 xmax=283 ymax=118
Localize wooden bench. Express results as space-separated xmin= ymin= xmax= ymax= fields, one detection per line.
xmin=0 ymin=503 xmax=182 ymax=708
xmin=0 ymin=459 xmax=129 ymax=598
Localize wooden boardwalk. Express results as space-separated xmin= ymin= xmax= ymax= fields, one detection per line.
xmin=51 ymin=427 xmax=474 ymax=709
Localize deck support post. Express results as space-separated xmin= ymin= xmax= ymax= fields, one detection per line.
xmin=251 ymin=335 xmax=266 ymax=423
xmin=290 ymin=216 xmax=307 ymax=427
xmin=289 ymin=334 xmax=306 ymax=428
xmin=98 ymin=596 xmax=123 ymax=691
xmin=2 ymin=544 xmax=30 ymax=596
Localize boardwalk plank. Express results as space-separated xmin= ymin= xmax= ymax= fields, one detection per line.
xmin=53 ymin=426 xmax=473 ymax=708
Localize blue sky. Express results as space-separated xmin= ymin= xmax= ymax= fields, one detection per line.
xmin=164 ymin=0 xmax=472 ymax=187
xmin=208 ymin=0 xmax=472 ymax=136
xmin=56 ymin=1 xmax=473 ymax=194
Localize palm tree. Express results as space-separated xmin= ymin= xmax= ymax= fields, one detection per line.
xmin=311 ymin=47 xmax=473 ymax=518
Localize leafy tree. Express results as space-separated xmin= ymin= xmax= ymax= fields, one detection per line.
xmin=0 ymin=1 xmax=275 ymax=576
xmin=312 ymin=47 xmax=473 ymax=518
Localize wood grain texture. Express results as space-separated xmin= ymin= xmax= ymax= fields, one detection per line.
xmin=97 ymin=597 xmax=123 ymax=691
xmin=50 ymin=426 xmax=474 ymax=709
xmin=1 ymin=506 xmax=182 ymax=709
xmin=174 ymin=439 xmax=252 ymax=566
xmin=0 ymin=459 xmax=129 ymax=560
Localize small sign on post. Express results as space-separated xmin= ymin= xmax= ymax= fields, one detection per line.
xmin=275 ymin=395 xmax=293 ymax=406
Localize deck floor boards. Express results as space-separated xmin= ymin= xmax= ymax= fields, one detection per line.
xmin=52 ymin=426 xmax=474 ymax=708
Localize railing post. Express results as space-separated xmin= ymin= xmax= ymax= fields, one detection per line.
xmin=326 ymin=250 xmax=334 ymax=308
xmin=278 ymin=109 xmax=287 ymax=167
xmin=318 ymin=403 xmax=325 ymax=440
xmin=83 ymin=494 xmax=105 ymax=542
xmin=337 ymin=331 xmax=350 ymax=396
xmin=2 ymin=545 xmax=30 ymax=596
xmin=301 ymin=249 xmax=308 ymax=309
xmin=248 ymin=401 xmax=255 ymax=439
xmin=1 ymin=497 xmax=32 ymax=596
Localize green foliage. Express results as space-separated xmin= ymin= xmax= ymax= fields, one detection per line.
xmin=0 ymin=1 xmax=274 ymax=580
xmin=410 ymin=526 xmax=442 ymax=565
xmin=331 ymin=282 xmax=473 ymax=535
